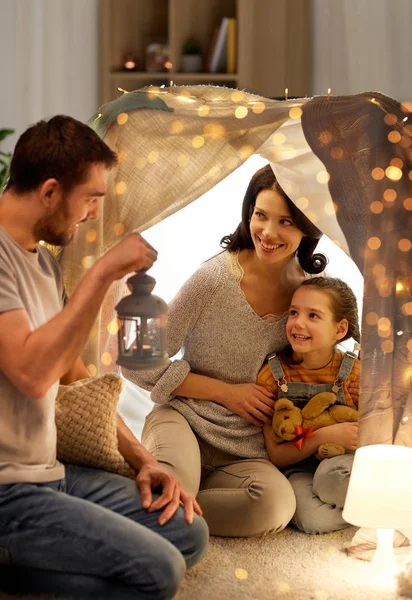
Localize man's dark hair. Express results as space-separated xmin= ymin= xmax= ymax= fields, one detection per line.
xmin=6 ymin=115 xmax=117 ymax=194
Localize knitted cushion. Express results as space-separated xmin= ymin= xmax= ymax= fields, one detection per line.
xmin=55 ymin=374 xmax=135 ymax=478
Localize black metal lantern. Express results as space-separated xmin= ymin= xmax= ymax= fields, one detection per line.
xmin=115 ymin=272 xmax=168 ymax=370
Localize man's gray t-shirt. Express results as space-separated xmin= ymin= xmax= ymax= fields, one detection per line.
xmin=0 ymin=225 xmax=65 ymax=483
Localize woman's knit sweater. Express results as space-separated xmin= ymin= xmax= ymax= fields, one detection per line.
xmin=124 ymin=250 xmax=289 ymax=458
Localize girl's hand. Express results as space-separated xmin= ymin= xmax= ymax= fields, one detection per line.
xmin=224 ymin=383 xmax=275 ymax=426
xmin=348 ymin=380 xmax=360 ymax=404
xmin=320 ymin=422 xmax=358 ymax=450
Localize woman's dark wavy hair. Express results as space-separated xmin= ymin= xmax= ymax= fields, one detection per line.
xmin=220 ymin=164 xmax=327 ymax=274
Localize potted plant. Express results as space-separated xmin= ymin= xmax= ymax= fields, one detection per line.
xmin=0 ymin=128 xmax=15 ymax=192
xmin=181 ymin=38 xmax=202 ymax=73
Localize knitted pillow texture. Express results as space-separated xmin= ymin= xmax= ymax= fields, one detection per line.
xmin=55 ymin=374 xmax=135 ymax=479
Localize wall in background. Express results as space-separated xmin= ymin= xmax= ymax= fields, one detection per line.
xmin=311 ymin=0 xmax=412 ymax=101
xmin=0 ymin=0 xmax=99 ymax=152
xmin=1 ymin=0 xmax=411 ymax=151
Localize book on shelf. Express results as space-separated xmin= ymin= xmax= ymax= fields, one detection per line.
xmin=208 ymin=17 xmax=237 ymax=74
xmin=226 ymin=18 xmax=236 ymax=74
xmin=209 ymin=17 xmax=228 ymax=73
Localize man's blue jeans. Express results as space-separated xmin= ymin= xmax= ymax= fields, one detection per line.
xmin=0 ymin=464 xmax=209 ymax=599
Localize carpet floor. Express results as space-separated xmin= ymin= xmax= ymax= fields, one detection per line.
xmin=0 ymin=528 xmax=409 ymax=599
xmin=176 ymin=526 xmax=410 ymax=600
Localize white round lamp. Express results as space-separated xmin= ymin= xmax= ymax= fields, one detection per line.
xmin=343 ymin=444 xmax=412 ymax=579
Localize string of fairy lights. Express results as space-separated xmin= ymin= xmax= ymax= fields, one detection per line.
xmin=82 ymin=86 xmax=412 ymax=405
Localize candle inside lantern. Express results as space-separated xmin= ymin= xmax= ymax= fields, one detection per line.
xmin=115 ymin=273 xmax=168 ymax=370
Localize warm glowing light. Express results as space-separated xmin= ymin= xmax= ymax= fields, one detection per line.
xmin=407 ymin=340 xmax=412 ymax=352
xmin=289 ymin=107 xmax=302 ymax=119
xmin=231 ymin=91 xmax=245 ymax=103
xmin=316 ymin=170 xmax=330 ymax=184
xmin=148 ymin=151 xmax=159 ymax=164
xmin=388 ymin=131 xmax=401 ymax=143
xmin=197 ymin=105 xmax=210 ymax=117
xmin=192 ymin=136 xmax=205 ymax=148
xmin=272 ymin=133 xmax=286 ymax=145
xmin=295 ymin=197 xmax=309 ymax=210
xmin=370 ymin=201 xmax=383 ymax=214
xmin=403 ymin=197 xmax=412 ymax=210
xmin=107 ymin=318 xmax=121 ymax=335
xmin=101 ymin=352 xmax=113 ymax=366
xmin=402 ymin=302 xmax=412 ymax=316
xmin=114 ymin=223 xmax=125 ymax=236
xmin=207 ymin=165 xmax=221 ymax=179
xmin=115 ymin=181 xmax=127 ymax=195
xmin=367 ymin=237 xmax=381 ymax=250
xmin=285 ymin=88 xmax=288 ymax=100
xmin=379 ymin=285 xmax=392 ymax=298
xmin=117 ymin=113 xmax=128 ymax=125
xmin=390 ymin=157 xmax=403 ymax=168
xmin=177 ymin=154 xmax=190 ymax=167
xmin=235 ymin=106 xmax=248 ymax=119
xmin=235 ymin=568 xmax=248 ymax=580
xmin=251 ymin=101 xmax=265 ymax=114
xmin=81 ymin=255 xmax=95 ymax=269
xmin=171 ymin=120 xmax=184 ymax=134
xmin=117 ymin=151 xmax=128 ymax=164
xmin=177 ymin=95 xmax=196 ymax=103
xmin=275 ymin=582 xmax=291 ymax=593
xmin=87 ymin=364 xmax=97 ymax=377
xmin=383 ymin=189 xmax=397 ymax=202
xmin=384 ymin=114 xmax=397 ymax=126
xmin=124 ymin=60 xmax=136 ymax=70
xmin=239 ymin=145 xmax=254 ymax=160
xmin=398 ymin=238 xmax=412 ymax=252
xmin=327 ymin=88 xmax=331 ymax=96
xmin=324 ymin=202 xmax=338 ymax=215
xmin=397 ymin=330 xmax=404 ymax=336
xmin=377 ymin=317 xmax=391 ymax=331
xmin=366 ymin=312 xmax=379 ymax=326
xmin=117 ymin=87 xmax=129 ymax=94
xmin=203 ymin=123 xmax=226 ymax=138
xmin=164 ymin=61 xmax=172 ymax=70
xmin=147 ymin=87 xmax=161 ymax=94
xmin=381 ymin=340 xmax=394 ymax=353
xmin=396 ymin=282 xmax=405 ymax=292
xmin=319 ymin=131 xmax=332 ymax=144
xmin=386 ymin=166 xmax=402 ymax=181
xmin=371 ymin=167 xmax=385 ymax=180
xmin=86 ymin=229 xmax=97 ymax=243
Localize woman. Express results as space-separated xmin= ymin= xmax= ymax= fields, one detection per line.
xmin=124 ymin=164 xmax=328 ymax=537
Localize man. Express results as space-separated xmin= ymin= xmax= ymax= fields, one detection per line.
xmin=0 ymin=115 xmax=208 ymax=599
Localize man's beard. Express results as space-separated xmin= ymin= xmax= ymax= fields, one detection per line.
xmin=32 ymin=197 xmax=75 ymax=247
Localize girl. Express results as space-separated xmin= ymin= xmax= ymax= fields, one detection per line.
xmin=259 ymin=277 xmax=361 ymax=535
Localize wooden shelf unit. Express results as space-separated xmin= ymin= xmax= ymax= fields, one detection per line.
xmin=99 ymin=0 xmax=311 ymax=105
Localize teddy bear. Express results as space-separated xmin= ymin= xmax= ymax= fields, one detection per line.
xmin=271 ymin=392 xmax=358 ymax=460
